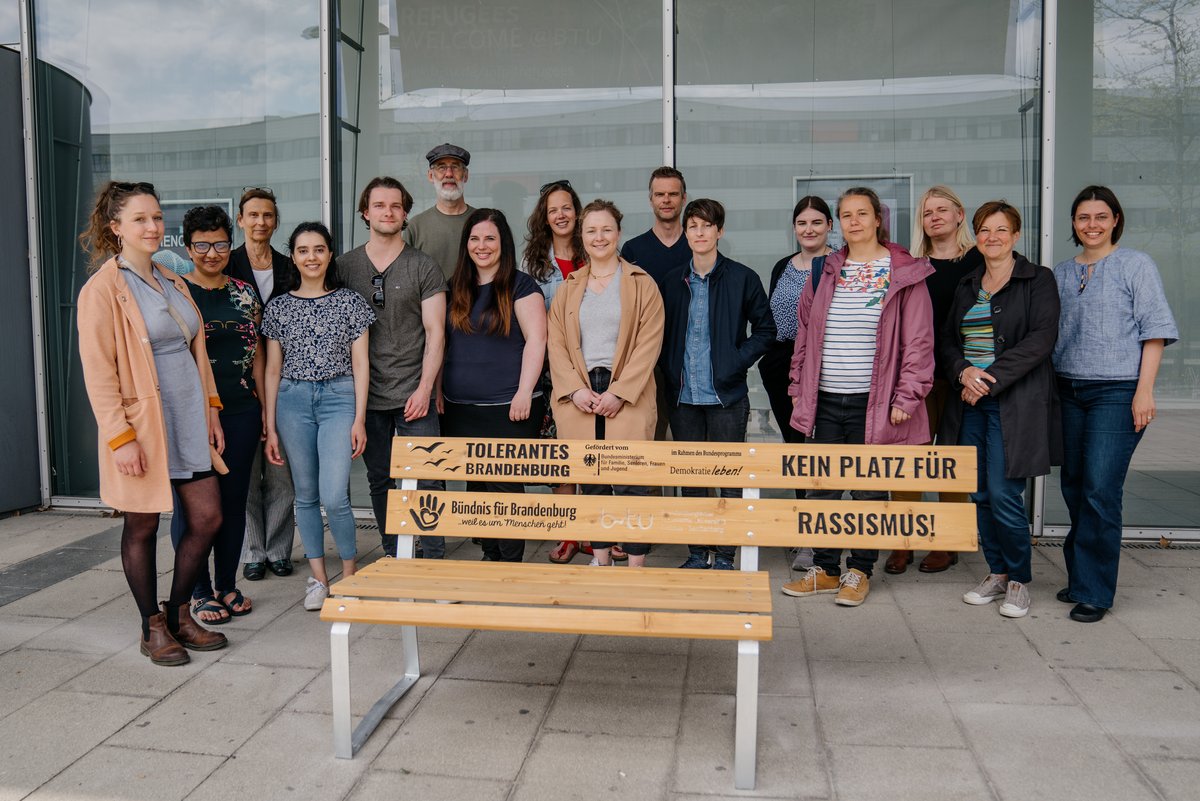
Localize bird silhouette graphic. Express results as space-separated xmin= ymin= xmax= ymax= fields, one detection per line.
xmin=411 ymin=441 xmax=445 ymax=453
xmin=423 ymin=458 xmax=448 ymax=467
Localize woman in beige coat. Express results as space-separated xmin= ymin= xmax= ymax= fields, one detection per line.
xmin=547 ymin=199 xmax=664 ymax=567
xmin=77 ymin=181 xmax=229 ymax=666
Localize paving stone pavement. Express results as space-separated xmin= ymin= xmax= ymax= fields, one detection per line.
xmin=2 ymin=510 xmax=1200 ymax=801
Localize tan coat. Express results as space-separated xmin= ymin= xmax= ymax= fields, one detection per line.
xmin=77 ymin=258 xmax=225 ymax=513
xmin=547 ymin=261 xmax=664 ymax=441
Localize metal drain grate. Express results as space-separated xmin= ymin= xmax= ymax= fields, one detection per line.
xmin=1035 ymin=539 xmax=1200 ymax=551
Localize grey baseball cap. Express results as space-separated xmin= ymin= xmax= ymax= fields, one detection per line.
xmin=425 ymin=143 xmax=470 ymax=167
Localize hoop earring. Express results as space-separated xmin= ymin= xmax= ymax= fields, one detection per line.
xmin=116 ymin=234 xmax=123 ymax=251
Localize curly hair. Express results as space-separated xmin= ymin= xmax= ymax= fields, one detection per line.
xmin=522 ymin=181 xmax=584 ymax=283
xmin=78 ymin=181 xmax=159 ymax=270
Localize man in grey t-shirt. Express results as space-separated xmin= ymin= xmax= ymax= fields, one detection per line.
xmin=403 ymin=143 xmax=475 ymax=280
xmin=338 ymin=176 xmax=447 ymax=558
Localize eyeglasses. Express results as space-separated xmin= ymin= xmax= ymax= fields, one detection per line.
xmin=371 ymin=273 xmax=385 ymax=308
xmin=539 ymin=179 xmax=572 ymax=195
xmin=431 ymin=163 xmax=465 ymax=175
xmin=189 ymin=241 xmax=232 ymax=255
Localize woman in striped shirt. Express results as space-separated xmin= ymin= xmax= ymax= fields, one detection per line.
xmin=782 ymin=187 xmax=935 ymax=607
xmin=938 ymin=201 xmax=1060 ymax=619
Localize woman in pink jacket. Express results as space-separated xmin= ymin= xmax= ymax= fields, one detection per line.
xmin=781 ymin=187 xmax=935 ymax=607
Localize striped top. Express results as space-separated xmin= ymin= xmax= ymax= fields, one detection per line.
xmin=960 ymin=289 xmax=995 ymax=369
xmin=818 ymin=258 xmax=890 ymax=394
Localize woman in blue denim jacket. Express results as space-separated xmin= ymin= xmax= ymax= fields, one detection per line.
xmin=1052 ymin=186 xmax=1178 ymax=623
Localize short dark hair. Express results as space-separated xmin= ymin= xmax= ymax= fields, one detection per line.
xmin=648 ymin=166 xmax=686 ymax=195
xmin=580 ymin=198 xmax=623 ymax=231
xmin=837 ymin=186 xmax=889 ymax=244
xmin=182 ymin=205 xmax=233 ymax=246
xmin=286 ymin=221 xmax=338 ymax=291
xmin=357 ymin=176 xmax=414 ymax=229
xmin=1069 ymin=185 xmax=1125 ymax=246
xmin=793 ymin=195 xmax=833 ymax=225
xmin=972 ymin=200 xmax=1022 ymax=235
xmin=683 ymin=198 xmax=725 ymax=229
xmin=238 ymin=187 xmax=277 ymax=215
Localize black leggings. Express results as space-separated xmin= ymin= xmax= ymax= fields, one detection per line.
xmin=582 ymin=367 xmax=652 ymax=556
xmin=122 ymin=472 xmax=222 ymax=618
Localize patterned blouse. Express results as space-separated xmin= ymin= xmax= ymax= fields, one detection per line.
xmin=261 ymin=289 xmax=376 ymax=381
xmin=186 ymin=277 xmax=261 ymax=414
xmin=770 ymin=258 xmax=811 ymax=342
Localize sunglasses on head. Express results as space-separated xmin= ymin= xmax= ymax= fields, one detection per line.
xmin=113 ymin=181 xmax=156 ymax=193
xmin=539 ymin=179 xmax=572 ymax=195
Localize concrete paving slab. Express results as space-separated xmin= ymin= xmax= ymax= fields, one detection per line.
xmin=185 ymin=711 xmax=398 ymax=801
xmin=956 ymin=701 xmax=1160 ymax=801
xmin=441 ymin=630 xmax=576 ymax=685
xmin=1136 ymin=757 xmax=1200 ymax=801
xmin=377 ymin=677 xmax=553 ymax=780
xmin=0 ymin=647 xmax=105 ymax=719
xmin=61 ymin=639 xmax=212 ymax=699
xmin=1059 ymin=668 xmax=1200 ymax=758
xmin=795 ymin=588 xmax=923 ymax=664
xmin=920 ymin=630 xmax=1074 ymax=705
xmin=811 ymin=660 xmax=963 ymax=748
xmin=0 ymin=615 xmax=61 ymax=654
xmin=1128 ymin=547 xmax=1200 ymax=568
xmin=512 ymin=731 xmax=675 ymax=801
xmin=1020 ymin=609 xmax=1171 ymax=670
xmin=544 ymin=681 xmax=683 ymax=737
xmin=889 ymin=580 xmax=1027 ymax=635
xmin=1111 ymin=584 xmax=1200 ymax=640
xmin=673 ymin=693 xmax=827 ymax=798
xmin=828 ymin=744 xmax=993 ymax=801
xmin=25 ymin=744 xmax=224 ymax=801
xmin=0 ymin=690 xmax=154 ymax=801
xmin=0 ymin=567 xmax=129 ymax=619
xmin=348 ymin=771 xmax=511 ymax=801
xmin=563 ymin=649 xmax=687 ymax=689
xmin=221 ymin=604 xmax=366 ymax=669
xmin=108 ymin=661 xmax=317 ymax=755
xmin=1146 ymin=637 xmax=1200 ymax=686
xmin=578 ymin=633 xmax=691 ymax=655
xmin=20 ymin=596 xmax=146 ymax=656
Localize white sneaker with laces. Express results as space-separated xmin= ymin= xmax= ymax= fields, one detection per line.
xmin=304 ymin=577 xmax=329 ymax=611
xmin=998 ymin=581 xmax=1031 ymax=618
xmin=963 ymin=574 xmax=1008 ymax=605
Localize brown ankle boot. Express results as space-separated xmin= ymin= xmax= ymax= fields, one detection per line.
xmin=140 ymin=613 xmax=189 ymax=666
xmin=884 ymin=550 xmax=914 ymax=574
xmin=163 ymin=601 xmax=228 ymax=651
xmin=918 ymin=551 xmax=959 ymax=573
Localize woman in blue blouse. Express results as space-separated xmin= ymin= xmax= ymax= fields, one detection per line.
xmin=442 ymin=208 xmax=547 ymax=563
xmin=1053 ymin=186 xmax=1178 ymax=623
xmin=262 ymin=222 xmax=375 ymax=611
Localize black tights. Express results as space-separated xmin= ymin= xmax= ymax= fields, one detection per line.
xmin=122 ymin=475 xmax=222 ymax=628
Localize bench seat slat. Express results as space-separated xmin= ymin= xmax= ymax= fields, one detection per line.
xmin=358 ymin=558 xmax=764 ymax=588
xmin=320 ymin=597 xmax=773 ymax=641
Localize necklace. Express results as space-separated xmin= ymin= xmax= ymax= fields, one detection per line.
xmin=589 ymin=269 xmax=618 ymax=279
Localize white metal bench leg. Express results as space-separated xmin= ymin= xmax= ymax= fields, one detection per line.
xmin=734 ymin=638 xmax=760 ymax=790
xmin=331 ymin=621 xmax=353 ymax=758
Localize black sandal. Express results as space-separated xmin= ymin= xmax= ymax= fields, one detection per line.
xmin=219 ymin=588 xmax=252 ymax=617
xmin=191 ymin=595 xmax=231 ymax=625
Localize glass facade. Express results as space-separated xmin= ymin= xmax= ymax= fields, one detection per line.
xmin=1046 ymin=0 xmax=1200 ymax=530
xmin=18 ymin=0 xmax=1199 ymax=534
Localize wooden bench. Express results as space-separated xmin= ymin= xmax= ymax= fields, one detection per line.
xmin=322 ymin=436 xmax=977 ymax=789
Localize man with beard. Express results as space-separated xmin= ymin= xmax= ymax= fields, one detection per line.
xmin=404 ymin=143 xmax=475 ymax=280
xmin=620 ymin=166 xmax=690 ymax=286
xmin=339 ymin=176 xmax=447 ymax=558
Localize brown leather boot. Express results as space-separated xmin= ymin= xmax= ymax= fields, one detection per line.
xmin=163 ymin=601 xmax=228 ymax=651
xmin=140 ymin=613 xmax=189 ymax=666
xmin=918 ymin=551 xmax=959 ymax=573
xmin=884 ymin=550 xmax=913 ymax=574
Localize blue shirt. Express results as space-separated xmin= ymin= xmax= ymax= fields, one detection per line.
xmin=679 ymin=262 xmax=720 ymax=405
xmin=1052 ymin=248 xmax=1178 ymax=381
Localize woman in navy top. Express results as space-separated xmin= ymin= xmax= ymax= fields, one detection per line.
xmin=441 ymin=209 xmax=547 ymax=562
xmin=1052 ymin=186 xmax=1178 ymax=623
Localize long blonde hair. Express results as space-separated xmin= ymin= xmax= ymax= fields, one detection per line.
xmin=911 ymin=185 xmax=973 ymax=259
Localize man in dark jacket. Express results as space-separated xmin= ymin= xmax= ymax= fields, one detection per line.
xmin=659 ymin=198 xmax=775 ymax=569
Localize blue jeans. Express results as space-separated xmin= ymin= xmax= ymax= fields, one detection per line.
xmin=959 ymin=397 xmax=1032 ymax=583
xmin=363 ymin=407 xmax=444 ymax=558
xmin=275 ymin=376 xmax=359 ymax=561
xmin=170 ymin=404 xmax=262 ymax=598
xmin=668 ymin=397 xmax=750 ymax=561
xmin=1058 ymin=378 xmax=1143 ymax=608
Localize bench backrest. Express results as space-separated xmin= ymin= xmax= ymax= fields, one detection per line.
xmin=386 ymin=437 xmax=978 ymax=553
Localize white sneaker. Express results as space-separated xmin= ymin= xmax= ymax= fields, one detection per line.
xmin=998 ymin=581 xmax=1031 ymax=618
xmin=304 ymin=577 xmax=329 ymax=611
xmin=963 ymin=574 xmax=1008 ymax=605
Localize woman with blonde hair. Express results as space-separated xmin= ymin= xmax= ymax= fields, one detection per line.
xmin=77 ymin=181 xmax=229 ymax=666
xmin=884 ymin=185 xmax=985 ymax=576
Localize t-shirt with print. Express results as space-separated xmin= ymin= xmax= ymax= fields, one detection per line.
xmin=337 ymin=244 xmax=446 ymax=409
xmin=442 ymin=271 xmax=544 ymax=405
xmin=261 ymin=289 xmax=376 ymax=381
xmin=819 ymin=257 xmax=890 ymax=394
xmin=186 ymin=277 xmax=262 ymax=414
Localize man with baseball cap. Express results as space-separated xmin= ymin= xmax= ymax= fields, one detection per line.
xmin=403 ymin=143 xmax=476 ymax=280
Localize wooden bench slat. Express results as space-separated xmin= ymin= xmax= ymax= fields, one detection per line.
xmin=330 ymin=568 xmax=771 ymax=612
xmin=358 ymin=558 xmax=765 ymax=589
xmin=320 ymin=597 xmax=773 ymax=641
xmin=386 ymin=490 xmax=978 ymax=551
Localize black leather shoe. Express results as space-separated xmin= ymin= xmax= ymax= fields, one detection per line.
xmin=268 ymin=559 xmax=293 ymax=577
xmin=1069 ymin=602 xmax=1108 ymax=623
xmin=243 ymin=562 xmax=267 ymax=581
xmin=1056 ymin=587 xmax=1073 ymax=604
